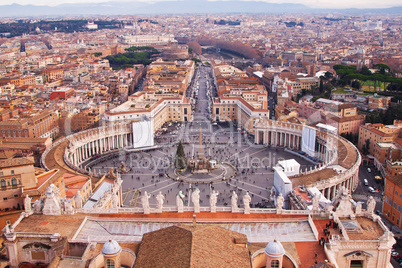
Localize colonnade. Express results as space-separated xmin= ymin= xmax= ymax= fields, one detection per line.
xmin=66 ymin=124 xmax=132 ymax=168
xmin=256 ymin=130 xmax=302 ymax=149
xmin=321 ymin=173 xmax=359 ymax=200
xmin=254 ymin=119 xmax=361 ymax=200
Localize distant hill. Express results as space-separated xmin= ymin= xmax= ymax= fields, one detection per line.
xmin=0 ymin=1 xmax=400 ymax=17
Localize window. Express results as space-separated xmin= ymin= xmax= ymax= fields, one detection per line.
xmin=11 ymin=178 xmax=17 ymax=186
xmin=271 ymin=260 xmax=280 ymax=268
xmin=11 ymin=170 xmax=14 ymax=175
xmin=0 ymin=179 xmax=5 ymax=187
xmin=106 ymin=259 xmax=115 ymax=268
xmin=394 ymin=202 xmax=397 ymax=209
xmin=3 ymin=197 xmax=7 ymax=201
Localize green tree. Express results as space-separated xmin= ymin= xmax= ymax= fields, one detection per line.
xmin=324 ymin=71 xmax=334 ymax=80
xmin=319 ymin=77 xmax=324 ymax=93
xmin=175 ymin=141 xmax=187 ymax=170
xmin=351 ymin=80 xmax=361 ymax=90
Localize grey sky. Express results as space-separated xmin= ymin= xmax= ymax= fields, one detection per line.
xmin=0 ymin=0 xmax=400 ymax=8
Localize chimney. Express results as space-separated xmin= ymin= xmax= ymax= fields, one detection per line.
xmin=193 ymin=214 xmax=196 ymax=227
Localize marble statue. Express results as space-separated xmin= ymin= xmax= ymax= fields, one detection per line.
xmin=231 ymin=191 xmax=238 ymax=212
xmin=64 ymin=200 xmax=74 ymax=215
xmin=156 ymin=191 xmax=165 ymax=213
xmin=107 ymin=168 xmax=116 ymax=179
xmin=276 ymin=193 xmax=284 ymax=210
xmin=116 ymin=172 xmax=122 ymax=186
xmin=141 ymin=191 xmax=151 ymax=214
xmin=24 ymin=195 xmax=32 ymax=213
xmin=312 ymin=193 xmax=320 ymax=211
xmin=176 ymin=191 xmax=185 ymax=213
xmin=192 ymin=188 xmax=200 ymax=213
xmin=243 ymin=192 xmax=251 ymax=214
xmin=111 ymin=192 xmax=120 ymax=208
xmin=4 ymin=224 xmax=10 ymax=234
xmin=210 ymin=190 xmax=219 ymax=213
xmin=355 ymin=202 xmax=362 ymax=215
xmin=367 ymin=196 xmax=376 ymax=215
xmin=120 ymin=162 xmax=127 ymax=173
xmin=74 ymin=191 xmax=83 ymax=209
xmin=43 ymin=184 xmax=61 ymax=215
xmin=33 ymin=200 xmax=42 ymax=213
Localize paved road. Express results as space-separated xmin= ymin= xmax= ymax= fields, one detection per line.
xmin=352 ymin=165 xmax=384 ymax=212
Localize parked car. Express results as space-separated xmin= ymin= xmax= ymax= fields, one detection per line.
xmin=368 ymin=187 xmax=375 ymax=193
xmin=364 ymin=179 xmax=368 ymax=186
xmin=367 ymin=168 xmax=371 ymax=173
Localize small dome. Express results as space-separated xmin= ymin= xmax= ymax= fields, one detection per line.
xmin=102 ymin=240 xmax=122 ymax=257
xmin=264 ymin=240 xmax=285 ymax=257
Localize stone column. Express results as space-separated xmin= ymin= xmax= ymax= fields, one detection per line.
xmin=326 ymin=187 xmax=331 ymax=200
xmin=5 ymin=243 xmax=18 ymax=267
xmin=78 ymin=147 xmax=82 ymax=163
xmin=83 ymin=144 xmax=86 ymax=160
xmin=278 ymin=132 xmax=281 ymax=146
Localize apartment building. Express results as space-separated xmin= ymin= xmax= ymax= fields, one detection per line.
xmin=50 ymin=87 xmax=75 ymax=100
xmin=41 ymin=68 xmax=64 ymax=83
xmin=286 ymin=77 xmax=319 ymax=95
xmin=325 ymin=104 xmax=366 ymax=135
xmin=368 ymin=95 xmax=392 ymax=110
xmin=71 ymin=109 xmax=100 ymax=132
xmin=358 ymin=120 xmax=402 ymax=155
xmin=103 ymin=60 xmax=194 ymax=131
xmin=212 ymin=63 xmax=269 ymax=134
xmin=383 ymin=174 xmax=402 ymax=229
xmin=0 ymin=109 xmax=59 ymax=139
xmin=0 ymin=157 xmax=36 ymax=210
xmin=118 ymin=34 xmax=176 ymax=46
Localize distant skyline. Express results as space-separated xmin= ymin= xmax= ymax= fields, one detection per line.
xmin=0 ymin=0 xmax=400 ymax=9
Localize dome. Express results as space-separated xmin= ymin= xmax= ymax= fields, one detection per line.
xmin=264 ymin=240 xmax=285 ymax=257
xmin=102 ymin=240 xmax=122 ymax=257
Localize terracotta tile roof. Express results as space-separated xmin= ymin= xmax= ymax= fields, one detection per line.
xmin=0 ymin=156 xmax=34 ymax=168
xmin=135 ymin=225 xmax=251 ymax=268
xmin=0 ymin=150 xmax=16 ymax=159
xmin=387 ymin=175 xmax=402 ymax=185
xmin=14 ymin=214 xmax=86 ymax=239
xmin=290 ymin=169 xmax=338 ymax=187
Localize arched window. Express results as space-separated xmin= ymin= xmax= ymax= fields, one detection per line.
xmin=271 ymin=260 xmax=280 ymax=268
xmin=106 ymin=259 xmax=115 ymax=268
xmin=0 ymin=179 xmax=5 ymax=187
xmin=11 ymin=178 xmax=17 ymax=186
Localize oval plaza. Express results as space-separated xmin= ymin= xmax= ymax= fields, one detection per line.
xmin=3 ymin=61 xmax=394 ymax=268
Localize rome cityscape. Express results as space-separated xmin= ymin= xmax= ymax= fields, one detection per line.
xmin=0 ymin=0 xmax=401 ymax=267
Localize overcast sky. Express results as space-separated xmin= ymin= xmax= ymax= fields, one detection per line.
xmin=0 ymin=0 xmax=400 ymax=8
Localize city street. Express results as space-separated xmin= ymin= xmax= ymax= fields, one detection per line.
xmin=352 ymin=165 xmax=384 ymax=212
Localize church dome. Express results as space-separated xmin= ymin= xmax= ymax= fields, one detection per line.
xmin=264 ymin=240 xmax=285 ymax=257
xmin=102 ymin=240 xmax=122 ymax=257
